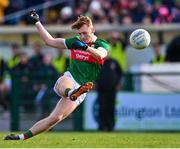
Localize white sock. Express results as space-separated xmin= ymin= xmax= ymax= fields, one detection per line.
xmin=68 ymin=89 xmax=74 ymax=97
xmin=18 ymin=134 xmax=25 ymax=140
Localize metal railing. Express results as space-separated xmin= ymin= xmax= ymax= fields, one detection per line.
xmin=0 ymin=24 xmax=180 ymax=34
xmin=0 ymin=23 xmax=179 ymax=46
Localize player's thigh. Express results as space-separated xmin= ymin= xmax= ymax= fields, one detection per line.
xmin=50 ymin=97 xmax=78 ymax=119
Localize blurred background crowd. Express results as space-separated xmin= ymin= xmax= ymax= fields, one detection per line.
xmin=0 ymin=0 xmax=180 ymax=25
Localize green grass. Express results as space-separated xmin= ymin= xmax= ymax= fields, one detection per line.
xmin=1 ymin=132 xmax=180 ymax=148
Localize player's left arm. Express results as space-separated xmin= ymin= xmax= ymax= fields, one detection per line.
xmin=71 ymin=39 xmax=110 ymax=59
xmin=86 ymin=47 xmax=108 ymax=60
xmin=87 ymin=40 xmax=110 ymax=60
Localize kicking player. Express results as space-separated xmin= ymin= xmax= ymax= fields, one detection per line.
xmin=4 ymin=9 xmax=110 ymax=140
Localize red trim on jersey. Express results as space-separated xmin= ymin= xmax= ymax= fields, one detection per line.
xmin=71 ymin=49 xmax=105 ymax=64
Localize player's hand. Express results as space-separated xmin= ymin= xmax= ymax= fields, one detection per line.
xmin=30 ymin=9 xmax=40 ymax=24
xmin=72 ymin=40 xmax=88 ymax=50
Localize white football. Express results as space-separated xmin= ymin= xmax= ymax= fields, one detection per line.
xmin=129 ymin=29 xmax=151 ymax=49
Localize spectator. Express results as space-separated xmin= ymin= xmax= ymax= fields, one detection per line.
xmin=108 ymin=9 xmax=119 ymax=24
xmin=74 ymin=3 xmax=87 ymax=18
xmin=165 ymin=35 xmax=180 ymax=62
xmin=96 ymin=57 xmax=122 ymax=131
xmin=59 ymin=6 xmax=73 ymax=24
xmin=37 ymin=53 xmax=58 ymax=76
xmin=12 ymin=52 xmax=31 ymax=112
xmin=144 ymin=4 xmax=156 ymax=23
xmin=0 ymin=0 xmax=179 ymax=25
xmin=0 ymin=76 xmax=10 ymax=111
xmin=52 ymin=49 xmax=69 ymax=74
xmin=0 ymin=56 xmax=6 ymax=78
xmin=4 ymin=0 xmax=25 ymax=24
xmin=0 ymin=57 xmax=9 ymax=111
xmin=28 ymin=42 xmax=44 ymax=71
xmin=129 ymin=0 xmax=146 ymax=23
xmin=35 ymin=53 xmax=58 ymax=118
xmin=172 ymin=0 xmax=180 ymax=23
xmin=108 ymin=32 xmax=127 ymax=73
xmin=88 ymin=0 xmax=105 ymax=22
xmin=0 ymin=0 xmax=9 ymax=23
xmin=150 ymin=42 xmax=165 ymax=64
xmin=29 ymin=52 xmax=52 ymax=112
xmin=142 ymin=15 xmax=152 ymax=25
xmin=7 ymin=43 xmax=20 ymax=70
xmin=12 ymin=52 xmax=30 ymax=73
xmin=121 ymin=14 xmax=133 ymax=25
xmin=154 ymin=5 xmax=173 ymax=24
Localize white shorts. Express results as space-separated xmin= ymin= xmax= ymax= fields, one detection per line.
xmin=53 ymin=71 xmax=87 ymax=106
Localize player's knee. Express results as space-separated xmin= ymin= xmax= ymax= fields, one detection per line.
xmin=54 ymin=76 xmax=74 ymax=97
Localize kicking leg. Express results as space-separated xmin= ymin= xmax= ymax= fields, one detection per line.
xmin=4 ymin=97 xmax=78 ymax=140
xmin=4 ymin=75 xmax=76 ymax=140
xmin=4 ymin=72 xmax=92 ymax=140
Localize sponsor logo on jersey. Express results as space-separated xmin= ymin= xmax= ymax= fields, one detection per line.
xmin=71 ymin=49 xmax=104 ymax=64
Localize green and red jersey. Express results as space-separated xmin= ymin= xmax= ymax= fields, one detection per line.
xmin=65 ymin=36 xmax=110 ymax=85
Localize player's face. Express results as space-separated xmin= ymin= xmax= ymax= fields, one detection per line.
xmin=78 ymin=24 xmax=94 ymax=43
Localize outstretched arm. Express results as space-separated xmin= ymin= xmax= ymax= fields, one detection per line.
xmin=35 ymin=22 xmax=66 ymax=49
xmin=30 ymin=9 xmax=67 ymax=49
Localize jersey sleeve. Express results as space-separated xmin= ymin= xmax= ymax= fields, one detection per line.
xmin=65 ymin=36 xmax=80 ymax=49
xmin=95 ymin=39 xmax=110 ymax=51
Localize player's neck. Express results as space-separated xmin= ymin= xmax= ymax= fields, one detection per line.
xmin=91 ymin=34 xmax=97 ymax=43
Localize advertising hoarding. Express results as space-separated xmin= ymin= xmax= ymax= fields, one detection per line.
xmin=84 ymin=92 xmax=180 ymax=130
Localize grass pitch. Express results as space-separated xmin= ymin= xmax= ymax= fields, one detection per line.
xmin=1 ymin=132 xmax=180 ymax=148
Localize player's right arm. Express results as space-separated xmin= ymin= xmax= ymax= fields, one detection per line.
xmin=30 ymin=9 xmax=66 ymax=49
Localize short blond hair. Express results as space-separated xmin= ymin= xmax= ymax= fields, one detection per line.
xmin=71 ymin=15 xmax=93 ymax=29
